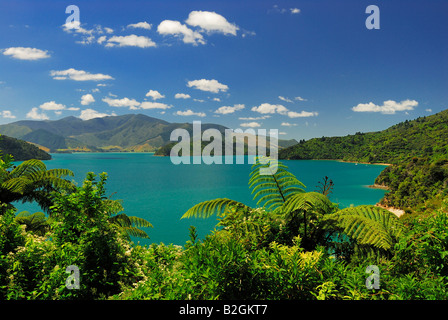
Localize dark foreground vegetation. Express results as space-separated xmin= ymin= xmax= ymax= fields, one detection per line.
xmin=1 ymin=151 xmax=447 ymax=300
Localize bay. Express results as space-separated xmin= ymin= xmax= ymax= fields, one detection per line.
xmin=15 ymin=153 xmax=387 ymax=246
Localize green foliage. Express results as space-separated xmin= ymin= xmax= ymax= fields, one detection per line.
xmin=0 ymin=134 xmax=51 ymax=161
xmin=249 ymin=157 xmax=305 ymax=211
xmin=0 ymin=155 xmax=75 ymax=213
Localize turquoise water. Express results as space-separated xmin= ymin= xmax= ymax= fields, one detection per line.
xmin=15 ymin=153 xmax=387 ymax=246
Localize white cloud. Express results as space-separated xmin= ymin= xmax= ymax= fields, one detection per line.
xmin=425 ymin=108 xmax=432 ymax=112
xmin=157 ymin=20 xmax=205 ymax=45
xmin=185 ymin=11 xmax=239 ymax=36
xmin=175 ymin=109 xmax=206 ymax=117
xmin=79 ymin=108 xmax=116 ymax=120
xmin=252 ymin=103 xmax=318 ymax=118
xmin=1 ymin=110 xmax=16 ymax=119
xmin=352 ymin=99 xmax=418 ymax=114
xmin=145 ymin=90 xmax=165 ymax=100
xmin=26 ymin=107 xmax=49 ymax=120
xmin=279 ymin=96 xmax=293 ymax=103
xmin=67 ymin=107 xmax=80 ymax=111
xmin=215 ymin=104 xmax=245 ymax=115
xmin=3 ymin=47 xmax=50 ymax=60
xmin=240 ymin=122 xmax=261 ymax=128
xmin=39 ymin=101 xmax=66 ymax=111
xmin=193 ymin=99 xmax=205 ymax=103
xmin=238 ymin=116 xmax=270 ymax=120
xmin=251 ymin=103 xmax=288 ymax=114
xmin=281 ymin=122 xmax=297 ymax=127
xmin=290 ymin=8 xmax=301 ymax=14
xmin=212 ymin=98 xmax=221 ymax=102
xmin=97 ymin=36 xmax=107 ymax=44
xmin=106 ymin=35 xmax=156 ymax=48
xmin=81 ymin=94 xmax=95 ymax=106
xmin=104 ymin=27 xmax=114 ymax=34
xmin=187 ymin=79 xmax=228 ymax=93
xmin=287 ymin=111 xmax=318 ymax=118
xmin=50 ymin=68 xmax=114 ymax=81
xmin=295 ymin=96 xmax=307 ymax=101
xmin=175 ymin=93 xmax=191 ymax=99
xmin=139 ymin=102 xmax=172 ymax=110
xmin=127 ymin=21 xmax=152 ymax=30
xmin=102 ymin=97 xmax=140 ymax=108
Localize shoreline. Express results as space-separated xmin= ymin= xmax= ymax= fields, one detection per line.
xmin=375 ymin=203 xmax=405 ymax=218
xmin=367 ymin=184 xmax=390 ymax=190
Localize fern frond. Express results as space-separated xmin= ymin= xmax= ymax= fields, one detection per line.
xmin=121 ymin=226 xmax=150 ymax=239
xmin=248 ymin=156 xmax=306 ymax=211
xmin=182 ymin=198 xmax=251 ymax=219
xmin=282 ymin=192 xmax=334 ymax=217
xmin=325 ymin=205 xmax=403 ymax=251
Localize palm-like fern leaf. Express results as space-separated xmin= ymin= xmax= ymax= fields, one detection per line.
xmin=325 ymin=205 xmax=403 ymax=250
xmin=249 ymin=156 xmax=305 ymax=211
xmin=182 ymin=198 xmax=251 ymax=219
xmin=282 ymin=191 xmax=334 ymax=217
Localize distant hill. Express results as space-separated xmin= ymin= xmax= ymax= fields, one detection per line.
xmin=279 ymin=109 xmax=448 ymax=164
xmin=0 ymin=134 xmax=51 ymax=161
xmin=279 ymin=109 xmax=448 ymax=213
xmin=0 ymin=114 xmax=297 ymax=154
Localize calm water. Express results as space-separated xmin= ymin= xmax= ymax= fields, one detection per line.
xmin=15 ymin=153 xmax=387 ymax=246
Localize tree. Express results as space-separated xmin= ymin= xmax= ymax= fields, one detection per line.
xmin=0 ymin=154 xmax=75 ymax=213
xmin=182 ymin=156 xmax=402 ymax=255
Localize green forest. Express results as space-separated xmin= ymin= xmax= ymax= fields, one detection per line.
xmin=1 ymin=146 xmax=447 ymax=300
xmin=279 ymin=109 xmax=448 ymax=214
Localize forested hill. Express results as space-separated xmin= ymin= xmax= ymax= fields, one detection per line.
xmin=279 ymin=109 xmax=448 ymax=164
xmin=0 ymin=135 xmax=51 ymax=161
xmin=280 ymin=109 xmax=448 ymax=213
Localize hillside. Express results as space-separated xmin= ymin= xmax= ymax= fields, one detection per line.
xmin=279 ymin=109 xmax=448 ymax=213
xmin=0 ymin=134 xmax=51 ymax=161
xmin=279 ymin=109 xmax=448 ymax=164
xmin=0 ymin=114 xmax=297 ymax=154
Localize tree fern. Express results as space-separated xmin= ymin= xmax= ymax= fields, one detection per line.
xmin=249 ymin=156 xmax=305 ymax=211
xmin=325 ymin=205 xmax=403 ymax=251
xmin=182 ymin=198 xmax=251 ymax=219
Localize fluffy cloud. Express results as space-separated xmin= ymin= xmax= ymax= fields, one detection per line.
xmin=39 ymin=101 xmax=66 ymax=111
xmin=175 ymin=93 xmax=191 ymax=99
xmin=252 ymin=103 xmax=318 ymax=118
xmin=127 ymin=22 xmax=152 ymax=30
xmin=81 ymin=94 xmax=95 ymax=106
xmin=26 ymin=108 xmax=49 ymax=120
xmin=187 ymin=79 xmax=228 ymax=93
xmin=157 ymin=20 xmax=205 ymax=45
xmin=279 ymin=96 xmax=293 ymax=103
xmin=145 ymin=90 xmax=165 ymax=100
xmin=281 ymin=122 xmax=297 ymax=127
xmin=102 ymin=97 xmax=140 ymax=108
xmin=105 ymin=35 xmax=156 ymax=48
xmin=240 ymin=122 xmax=261 ymax=128
xmin=0 ymin=110 xmax=16 ymax=119
xmin=251 ymin=103 xmax=288 ymax=114
xmin=79 ymin=108 xmax=116 ymax=120
xmin=290 ymin=8 xmax=301 ymax=14
xmin=3 ymin=47 xmax=50 ymax=60
xmin=215 ymin=104 xmax=245 ymax=115
xmin=185 ymin=11 xmax=239 ymax=36
xmin=352 ymin=99 xmax=418 ymax=114
xmin=139 ymin=102 xmax=172 ymax=110
xmin=175 ymin=109 xmax=206 ymax=117
xmin=50 ymin=68 xmax=114 ymax=81
xmin=295 ymin=96 xmax=307 ymax=101
xmin=287 ymin=111 xmax=318 ymax=118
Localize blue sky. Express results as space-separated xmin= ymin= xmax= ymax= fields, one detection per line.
xmin=0 ymin=0 xmax=447 ymax=140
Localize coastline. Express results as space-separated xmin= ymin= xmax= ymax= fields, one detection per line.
xmin=375 ymin=203 xmax=405 ymax=218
